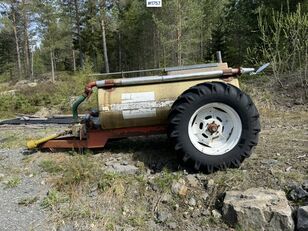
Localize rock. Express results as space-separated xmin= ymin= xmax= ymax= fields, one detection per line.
xmin=288 ymin=184 xmax=308 ymax=201
xmin=302 ymin=180 xmax=308 ymax=191
xmin=201 ymin=209 xmax=210 ymax=216
xmin=0 ymin=173 xmax=4 ymax=178
xmin=261 ymin=159 xmax=278 ymax=165
xmin=183 ymin=211 xmax=189 ymax=219
xmin=171 ymin=179 xmax=188 ymax=197
xmin=201 ymin=192 xmax=209 ymax=201
xmin=195 ymin=174 xmax=207 ymax=182
xmin=156 ymin=211 xmax=171 ymax=223
xmin=208 ymin=179 xmax=215 ymax=186
xmin=211 ymin=209 xmax=222 ymax=219
xmin=167 ymin=222 xmax=177 ymax=230
xmin=146 ymin=220 xmax=158 ymax=231
xmin=186 ymin=175 xmax=199 ymax=187
xmin=161 ymin=193 xmax=172 ymax=204
xmin=27 ymin=82 xmax=37 ymax=87
xmin=106 ymin=163 xmax=138 ymax=174
xmin=188 ymin=197 xmax=196 ymax=207
xmin=191 ymin=209 xmax=200 ymax=218
xmin=297 ymin=206 xmax=308 ymax=231
xmin=222 ymin=188 xmax=294 ymax=231
xmin=173 ymin=204 xmax=179 ymax=211
xmin=135 ymin=161 xmax=144 ymax=168
xmin=204 ymin=179 xmax=215 ymax=191
xmin=148 ymin=181 xmax=159 ymax=192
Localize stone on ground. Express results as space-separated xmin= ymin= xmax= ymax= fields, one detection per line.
xmin=105 ymin=163 xmax=138 ymax=174
xmin=297 ymin=206 xmax=308 ymax=231
xmin=186 ymin=175 xmax=199 ymax=187
xmin=222 ymin=188 xmax=294 ymax=231
xmin=171 ymin=179 xmax=187 ymax=197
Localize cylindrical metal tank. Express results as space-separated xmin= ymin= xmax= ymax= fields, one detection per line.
xmin=97 ymin=63 xmax=239 ymax=129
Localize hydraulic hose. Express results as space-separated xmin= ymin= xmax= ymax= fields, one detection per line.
xmin=72 ymin=81 xmax=97 ymax=121
xmin=72 ymin=95 xmax=87 ymax=121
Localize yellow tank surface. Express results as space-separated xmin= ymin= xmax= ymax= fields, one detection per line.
xmin=97 ymin=63 xmax=240 ymax=129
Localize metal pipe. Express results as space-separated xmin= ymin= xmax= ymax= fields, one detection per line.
xmin=95 ymin=69 xmax=242 ymax=88
xmin=90 ymin=63 xmax=220 ymax=77
xmin=216 ymin=51 xmax=222 ymax=63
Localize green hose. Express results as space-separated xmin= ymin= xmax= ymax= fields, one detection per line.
xmin=72 ymin=95 xmax=86 ymax=121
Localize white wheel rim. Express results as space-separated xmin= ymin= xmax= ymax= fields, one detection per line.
xmin=188 ymin=103 xmax=242 ymax=156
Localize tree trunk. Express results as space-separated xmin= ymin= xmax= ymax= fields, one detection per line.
xmin=31 ymin=50 xmax=34 ymax=78
xmin=12 ymin=5 xmax=22 ymax=79
xmin=74 ymin=0 xmax=83 ymax=68
xmin=101 ymin=16 xmax=110 ymax=73
xmin=200 ymin=24 xmax=204 ymax=61
xmin=118 ymin=32 xmax=122 ymax=71
xmin=72 ymin=49 xmax=76 ymax=72
xmin=176 ymin=0 xmax=182 ymax=66
xmin=50 ymin=50 xmax=55 ymax=82
xmin=22 ymin=0 xmax=30 ymax=78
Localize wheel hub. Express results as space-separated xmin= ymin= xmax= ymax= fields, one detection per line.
xmin=188 ymin=103 xmax=242 ymax=156
xmin=207 ymin=121 xmax=220 ymax=134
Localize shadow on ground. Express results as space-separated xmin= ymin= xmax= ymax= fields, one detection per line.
xmin=98 ymin=135 xmax=181 ymax=173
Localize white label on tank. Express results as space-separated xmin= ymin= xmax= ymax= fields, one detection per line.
xmin=121 ymin=92 xmax=156 ymax=119
xmin=121 ymin=92 xmax=155 ymax=102
xmin=123 ymin=108 xmax=156 ymax=119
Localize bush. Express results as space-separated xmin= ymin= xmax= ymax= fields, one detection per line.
xmin=258 ymin=4 xmax=308 ymax=87
xmin=0 ymin=71 xmax=98 ymax=118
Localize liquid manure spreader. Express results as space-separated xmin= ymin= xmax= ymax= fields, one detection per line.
xmin=26 ymin=53 xmax=269 ymax=173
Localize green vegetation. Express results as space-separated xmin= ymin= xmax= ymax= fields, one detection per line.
xmin=4 ymin=176 xmax=21 ymax=188
xmin=0 ymin=72 xmax=97 ymax=119
xmin=1 ymin=1 xmax=307 ymax=81
xmin=0 ymin=1 xmax=306 ymax=118
xmin=154 ymin=169 xmax=180 ymax=192
xmin=18 ymin=196 xmax=39 ymax=206
xmin=41 ymin=189 xmax=67 ymax=209
xmin=39 ymin=160 xmax=63 ymax=174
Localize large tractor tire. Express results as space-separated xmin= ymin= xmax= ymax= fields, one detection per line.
xmin=168 ymin=82 xmax=260 ymax=173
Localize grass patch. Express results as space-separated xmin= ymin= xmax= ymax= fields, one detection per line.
xmin=57 ymin=155 xmax=98 ymax=188
xmin=4 ymin=176 xmax=21 ymax=188
xmin=97 ymin=173 xmax=118 ymax=192
xmin=18 ymin=196 xmax=39 ymax=206
xmin=39 ymin=160 xmax=63 ymax=173
xmin=61 ymin=203 xmax=103 ymax=220
xmin=41 ymin=190 xmax=67 ymax=209
xmin=153 ymin=169 xmax=180 ymax=192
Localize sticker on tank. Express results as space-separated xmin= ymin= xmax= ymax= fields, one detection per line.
xmin=108 ymin=92 xmax=174 ymax=119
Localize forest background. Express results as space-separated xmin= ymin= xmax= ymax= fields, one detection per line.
xmin=0 ymin=0 xmax=307 ymax=117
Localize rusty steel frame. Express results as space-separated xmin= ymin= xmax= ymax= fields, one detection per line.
xmin=40 ymin=125 xmax=167 ymax=149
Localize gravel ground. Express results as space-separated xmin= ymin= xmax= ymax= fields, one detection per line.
xmin=0 ymin=149 xmax=49 ymax=231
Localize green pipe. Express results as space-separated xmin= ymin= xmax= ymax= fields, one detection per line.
xmin=72 ymin=95 xmax=86 ymax=121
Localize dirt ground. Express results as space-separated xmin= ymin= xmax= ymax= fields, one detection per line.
xmin=0 ymin=77 xmax=307 ymax=231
